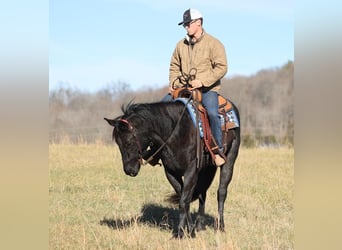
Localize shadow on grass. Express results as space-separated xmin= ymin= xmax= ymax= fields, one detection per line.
xmin=100 ymin=203 xmax=215 ymax=233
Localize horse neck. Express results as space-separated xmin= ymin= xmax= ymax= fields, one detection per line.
xmin=141 ymin=102 xmax=187 ymax=142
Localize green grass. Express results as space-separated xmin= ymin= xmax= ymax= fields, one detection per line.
xmin=49 ymin=144 xmax=294 ymax=249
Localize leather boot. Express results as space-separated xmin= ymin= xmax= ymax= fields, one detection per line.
xmin=214 ymin=154 xmax=225 ymax=166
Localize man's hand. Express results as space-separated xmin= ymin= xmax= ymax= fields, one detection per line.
xmin=190 ymin=79 xmax=202 ymax=89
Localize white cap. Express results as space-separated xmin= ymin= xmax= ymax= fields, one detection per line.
xmin=178 ymin=8 xmax=203 ymax=26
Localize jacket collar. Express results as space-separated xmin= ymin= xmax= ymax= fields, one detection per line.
xmin=185 ymin=29 xmax=206 ymax=45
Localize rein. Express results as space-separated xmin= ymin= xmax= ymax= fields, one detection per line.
xmin=121 ymin=68 xmax=200 ymax=167
xmin=143 ymin=99 xmax=190 ymax=165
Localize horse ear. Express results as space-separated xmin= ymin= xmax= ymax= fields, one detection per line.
xmin=104 ymin=117 xmax=116 ymax=127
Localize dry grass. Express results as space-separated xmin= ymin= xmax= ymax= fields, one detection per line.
xmin=49 ymin=144 xmax=293 ymax=249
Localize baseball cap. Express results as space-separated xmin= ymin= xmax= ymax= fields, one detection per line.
xmin=178 ymin=8 xmax=203 ymax=26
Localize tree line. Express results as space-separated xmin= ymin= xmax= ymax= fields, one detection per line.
xmin=49 ymin=61 xmax=293 ymax=147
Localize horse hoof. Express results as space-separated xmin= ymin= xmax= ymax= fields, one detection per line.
xmin=171 ymin=229 xmax=196 ymax=239
xmin=172 ymin=231 xmax=184 ymax=239
xmin=196 ymin=223 xmax=206 ymax=232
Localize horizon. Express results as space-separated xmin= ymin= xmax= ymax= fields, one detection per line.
xmin=49 ymin=60 xmax=293 ymax=93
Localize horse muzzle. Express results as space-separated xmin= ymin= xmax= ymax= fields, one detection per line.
xmin=123 ymin=161 xmax=140 ymax=177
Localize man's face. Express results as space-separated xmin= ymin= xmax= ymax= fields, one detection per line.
xmin=183 ymin=19 xmax=200 ymax=36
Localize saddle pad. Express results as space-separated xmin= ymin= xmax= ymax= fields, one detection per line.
xmin=219 ymin=109 xmax=239 ymax=130
xmin=174 ymin=98 xmax=204 ymax=137
xmin=218 ymin=95 xmax=239 ymax=129
xmin=174 ymin=97 xmax=240 ymax=135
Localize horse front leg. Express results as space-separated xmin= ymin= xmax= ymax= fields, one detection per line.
xmin=177 ymin=196 xmax=192 ymax=238
xmin=195 ymin=192 xmax=207 ymax=231
xmin=176 ymin=173 xmax=198 ymax=238
xmin=164 ymin=170 xmax=183 ymax=206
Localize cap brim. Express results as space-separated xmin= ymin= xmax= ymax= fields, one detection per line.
xmin=178 ymin=21 xmax=184 ymax=26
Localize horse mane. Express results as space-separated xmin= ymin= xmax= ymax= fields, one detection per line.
xmin=121 ymin=102 xmax=150 ymax=117
xmin=118 ymin=101 xmax=187 ymax=136
xmin=121 ymin=101 xmax=183 ymax=121
xmin=120 ymin=100 xmax=138 ymax=115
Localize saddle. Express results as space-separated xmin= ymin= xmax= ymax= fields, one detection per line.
xmin=173 ymin=87 xmax=239 ymax=159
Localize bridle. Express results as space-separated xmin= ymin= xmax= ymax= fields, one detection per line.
xmin=118 ymin=100 xmax=190 ymax=166
xmin=118 ymin=68 xmax=199 ymax=167
xmin=118 ymin=118 xmax=145 ymax=165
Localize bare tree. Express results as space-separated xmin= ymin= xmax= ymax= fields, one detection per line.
xmin=49 ymin=61 xmax=294 ymax=146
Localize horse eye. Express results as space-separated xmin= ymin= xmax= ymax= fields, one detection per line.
xmin=121 ymin=137 xmax=135 ymax=147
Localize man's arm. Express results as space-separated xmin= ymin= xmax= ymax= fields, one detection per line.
xmin=200 ymin=40 xmax=228 ymax=87
xmin=169 ymin=46 xmax=183 ymax=91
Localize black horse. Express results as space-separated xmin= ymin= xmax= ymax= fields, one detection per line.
xmin=104 ymin=100 xmax=240 ymax=238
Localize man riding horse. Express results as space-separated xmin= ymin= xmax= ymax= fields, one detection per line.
xmin=162 ymin=8 xmax=227 ymax=167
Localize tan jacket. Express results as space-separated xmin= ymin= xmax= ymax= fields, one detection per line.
xmin=169 ymin=30 xmax=227 ymax=92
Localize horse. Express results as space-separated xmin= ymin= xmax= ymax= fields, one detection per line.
xmin=104 ymin=99 xmax=240 ymax=238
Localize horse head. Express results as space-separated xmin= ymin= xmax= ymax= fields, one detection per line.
xmin=104 ymin=117 xmax=147 ymax=177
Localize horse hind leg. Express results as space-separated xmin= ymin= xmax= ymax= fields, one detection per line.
xmin=195 ymin=164 xmax=217 ymax=232
xmin=216 ymin=131 xmax=240 ymax=232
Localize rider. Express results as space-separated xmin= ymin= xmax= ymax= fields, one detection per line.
xmin=162 ymin=8 xmax=228 ymax=167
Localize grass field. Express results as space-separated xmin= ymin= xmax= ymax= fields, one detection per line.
xmin=49 ymin=144 xmax=293 ymax=249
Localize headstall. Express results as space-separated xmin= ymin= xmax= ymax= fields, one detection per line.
xmin=119 ymin=118 xmax=144 ymax=164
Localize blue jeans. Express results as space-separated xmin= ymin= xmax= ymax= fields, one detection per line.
xmin=162 ymin=91 xmax=223 ymax=150
xmin=202 ymin=91 xmax=223 ymax=150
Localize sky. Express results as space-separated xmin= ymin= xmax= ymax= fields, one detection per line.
xmin=49 ymin=0 xmax=294 ymax=92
